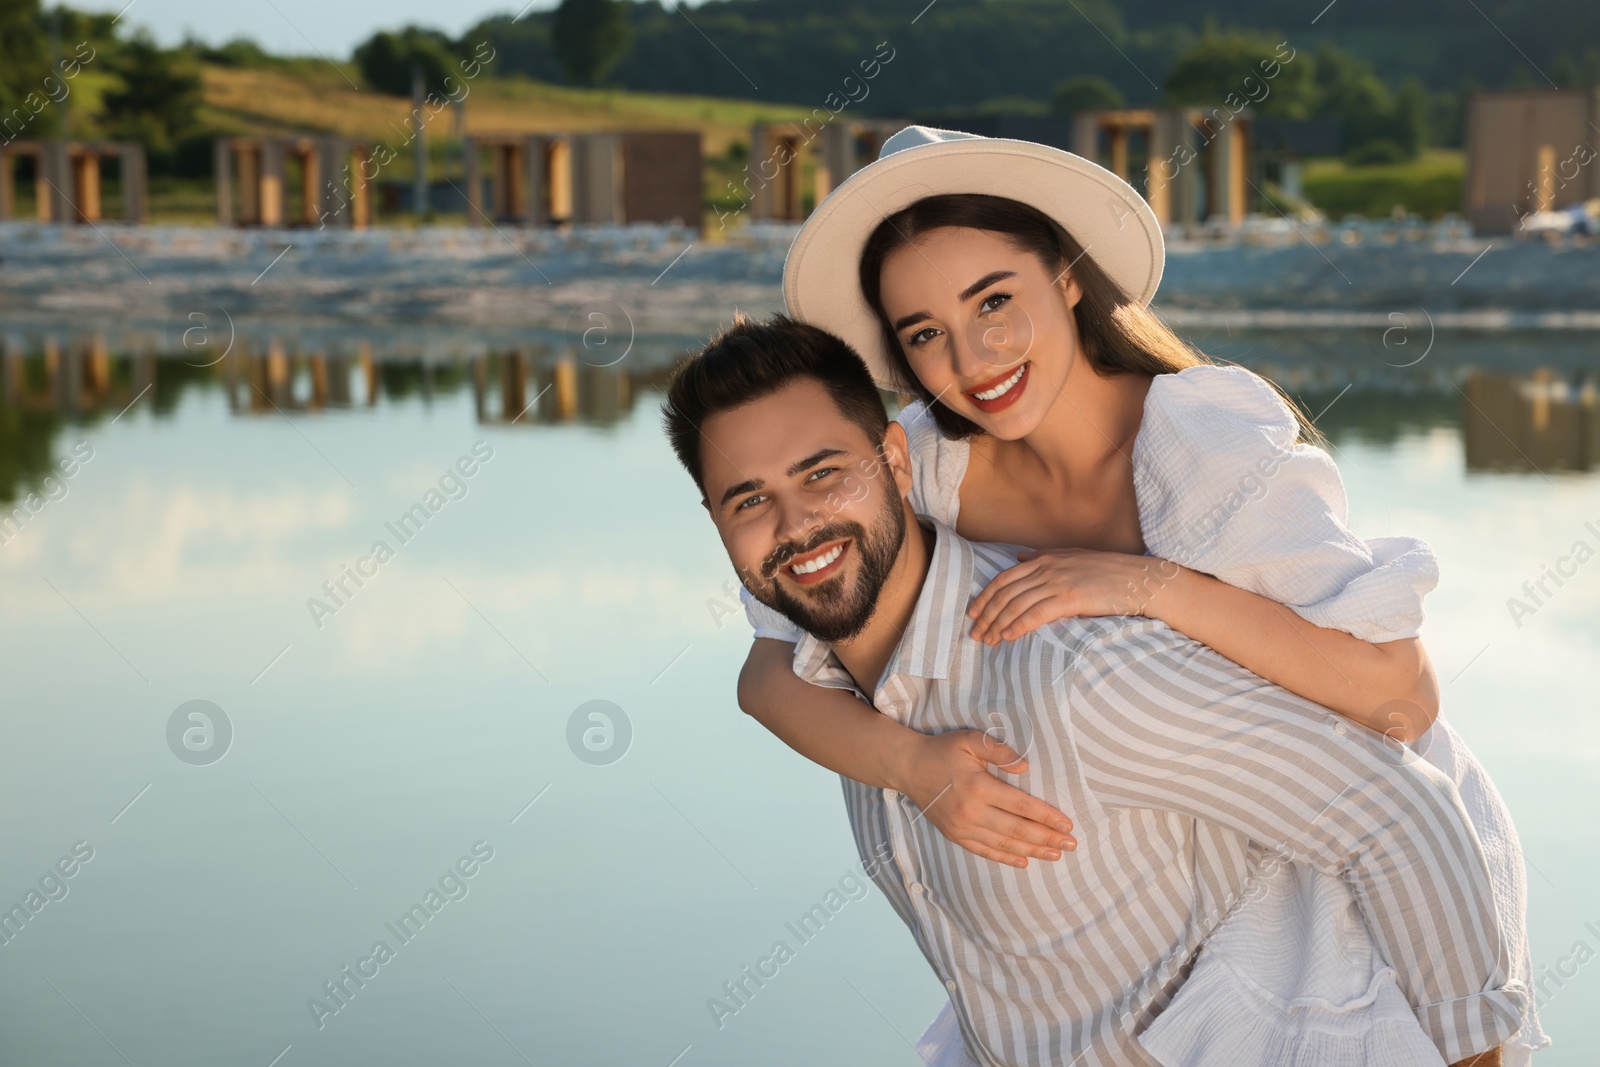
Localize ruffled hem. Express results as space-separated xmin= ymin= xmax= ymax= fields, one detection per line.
xmin=1138 ymin=947 xmax=1446 ymax=1067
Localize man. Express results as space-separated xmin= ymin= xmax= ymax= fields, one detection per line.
xmin=662 ymin=315 xmax=1522 ymax=1067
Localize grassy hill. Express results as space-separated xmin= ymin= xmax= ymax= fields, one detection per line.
xmin=199 ymin=64 xmax=808 ymax=155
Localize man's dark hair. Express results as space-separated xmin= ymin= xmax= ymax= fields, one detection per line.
xmin=662 ymin=313 xmax=890 ymax=494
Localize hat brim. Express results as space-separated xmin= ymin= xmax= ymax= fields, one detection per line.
xmin=782 ymin=138 xmax=1165 ymax=387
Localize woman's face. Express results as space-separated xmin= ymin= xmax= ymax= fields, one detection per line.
xmin=878 ymin=226 xmax=1083 ymax=440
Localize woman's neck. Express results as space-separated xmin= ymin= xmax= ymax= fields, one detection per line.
xmin=1008 ymin=361 xmax=1152 ymax=490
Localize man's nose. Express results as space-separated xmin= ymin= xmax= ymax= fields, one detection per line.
xmin=773 ymin=493 xmax=823 ymax=547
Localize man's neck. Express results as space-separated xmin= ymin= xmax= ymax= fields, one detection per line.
xmin=831 ymin=507 xmax=936 ymax=696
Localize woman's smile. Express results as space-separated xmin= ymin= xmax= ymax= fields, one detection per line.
xmin=965 ymin=361 xmax=1031 ymax=413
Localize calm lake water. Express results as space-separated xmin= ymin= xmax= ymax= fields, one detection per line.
xmin=1 ymin=324 xmax=1596 ymax=1066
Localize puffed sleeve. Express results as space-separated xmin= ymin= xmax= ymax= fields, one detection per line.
xmin=1133 ymin=364 xmax=1438 ymax=643
xmin=894 ymin=399 xmax=965 ymax=525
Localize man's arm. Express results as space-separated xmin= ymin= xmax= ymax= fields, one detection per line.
xmin=1054 ymin=619 xmax=1526 ymax=1065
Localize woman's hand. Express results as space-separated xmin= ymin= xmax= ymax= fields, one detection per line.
xmin=893 ymin=729 xmax=1077 ymax=868
xmin=968 ymin=548 xmax=1182 ymax=645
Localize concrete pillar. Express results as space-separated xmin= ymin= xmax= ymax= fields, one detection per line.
xmin=1108 ymin=125 xmax=1128 ymax=180
xmin=215 ymin=139 xmax=233 ymax=225
xmin=524 ymin=135 xmax=550 ymax=226
xmin=120 ymin=143 xmax=146 ymax=223
xmin=488 ymin=144 xmax=508 ymax=218
xmin=748 ymin=124 xmax=772 ymax=219
xmin=351 ymin=147 xmax=370 ymax=229
xmin=571 ymin=134 xmax=623 ymax=224
xmin=1071 ymin=113 xmax=1100 ymax=161
xmin=1590 ymin=88 xmax=1600 ymax=201
xmin=547 ymin=137 xmax=572 ymax=222
xmin=1172 ymin=115 xmax=1200 ymax=228
xmin=42 ymin=141 xmax=72 ymax=222
xmin=1208 ymin=118 xmax=1248 ymax=225
xmin=299 ymin=144 xmax=320 ymax=226
xmin=819 ymin=122 xmax=849 ymax=200
xmin=0 ymin=144 xmax=12 ymax=220
xmin=238 ymin=144 xmax=261 ymax=225
xmin=70 ymin=149 xmax=102 ymax=223
xmin=777 ymin=135 xmax=801 ymax=220
xmin=260 ymin=139 xmax=285 ymax=227
xmin=315 ymin=138 xmax=345 ymax=227
xmin=463 ymin=137 xmax=483 ymax=225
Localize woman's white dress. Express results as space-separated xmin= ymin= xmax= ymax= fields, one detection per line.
xmin=741 ymin=364 xmax=1546 ymax=1067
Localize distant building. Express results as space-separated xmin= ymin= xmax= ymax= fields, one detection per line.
xmin=1464 ymin=87 xmax=1600 ymax=236
xmin=0 ymin=140 xmax=146 ymax=224
xmin=462 ymin=131 xmax=702 ymax=231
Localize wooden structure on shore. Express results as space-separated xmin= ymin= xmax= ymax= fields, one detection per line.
xmin=214 ymin=136 xmax=372 ymax=229
xmin=463 ymin=131 xmax=701 ymax=230
xmin=745 ymin=119 xmax=907 ymax=222
xmin=1465 ymin=87 xmax=1600 ymax=236
xmin=1072 ymin=107 xmax=1252 ymax=229
xmin=0 ymin=140 xmax=147 ymax=224
xmin=743 ymin=111 xmax=1254 ymax=229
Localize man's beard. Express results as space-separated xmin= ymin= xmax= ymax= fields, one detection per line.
xmin=745 ymin=490 xmax=906 ymax=644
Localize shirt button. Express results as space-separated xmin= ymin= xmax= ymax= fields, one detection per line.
xmin=1332 ymin=721 xmax=1348 ymax=736
xmin=884 ymin=788 xmax=899 ymax=801
xmin=945 ymin=979 xmax=957 ymax=992
xmin=911 ymin=882 xmax=925 ymax=894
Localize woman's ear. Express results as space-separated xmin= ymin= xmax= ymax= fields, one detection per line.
xmin=1057 ymin=267 xmax=1084 ymax=309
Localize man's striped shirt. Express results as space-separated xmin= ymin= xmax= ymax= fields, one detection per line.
xmin=790 ymin=519 xmax=1524 ymax=1067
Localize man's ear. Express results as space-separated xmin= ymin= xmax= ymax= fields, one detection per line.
xmin=880 ymin=421 xmax=915 ymax=500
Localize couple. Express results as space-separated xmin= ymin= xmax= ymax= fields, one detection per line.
xmin=661 ymin=127 xmax=1544 ymax=1067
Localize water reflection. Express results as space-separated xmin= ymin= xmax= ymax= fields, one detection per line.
xmin=1460 ymin=371 xmax=1600 ymax=473
xmin=0 ymin=341 xmax=689 ymax=505
xmin=4 ymin=332 xmax=1598 ymax=508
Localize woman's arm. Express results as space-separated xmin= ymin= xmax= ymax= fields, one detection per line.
xmin=738 ymin=637 xmax=1077 ymax=866
xmin=968 ymin=551 xmax=1440 ymax=741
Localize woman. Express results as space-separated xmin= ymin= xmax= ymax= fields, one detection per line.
xmin=734 ymin=127 xmax=1543 ymax=1066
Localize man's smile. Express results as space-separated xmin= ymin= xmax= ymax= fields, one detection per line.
xmin=784 ymin=538 xmax=852 ymax=586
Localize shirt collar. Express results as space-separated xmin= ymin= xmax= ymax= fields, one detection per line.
xmin=791 ymin=517 xmax=977 ymax=697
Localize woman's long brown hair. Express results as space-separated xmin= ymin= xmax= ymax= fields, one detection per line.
xmin=857 ymin=193 xmax=1321 ymax=445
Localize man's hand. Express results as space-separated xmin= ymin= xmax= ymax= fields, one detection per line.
xmin=1448 ymin=1047 xmax=1502 ymax=1067
xmin=894 ymin=729 xmax=1077 ymax=868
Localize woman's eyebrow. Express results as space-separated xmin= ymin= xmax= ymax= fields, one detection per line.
xmin=892 ymin=270 xmax=1019 ymax=333
xmin=958 ymin=270 xmax=1016 ymax=302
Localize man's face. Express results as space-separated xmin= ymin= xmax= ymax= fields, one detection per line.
xmin=699 ymin=377 xmax=912 ymax=643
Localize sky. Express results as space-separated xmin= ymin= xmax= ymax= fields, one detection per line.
xmin=69 ymin=0 xmax=605 ymax=57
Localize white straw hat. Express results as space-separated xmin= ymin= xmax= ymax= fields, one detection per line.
xmin=782 ymin=125 xmax=1165 ymax=386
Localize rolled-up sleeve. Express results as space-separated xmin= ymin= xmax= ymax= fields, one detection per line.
xmin=1054 ymin=618 xmax=1527 ymax=1062
xmin=739 ymin=584 xmax=804 ymax=643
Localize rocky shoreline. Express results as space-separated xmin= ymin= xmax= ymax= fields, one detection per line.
xmin=2 ymin=219 xmax=1597 ymax=362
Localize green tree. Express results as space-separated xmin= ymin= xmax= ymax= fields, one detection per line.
xmin=0 ymin=0 xmax=49 ymax=119
xmin=1163 ymin=31 xmax=1316 ymax=118
xmin=1051 ymin=73 xmax=1125 ymax=115
xmin=1390 ymin=78 xmax=1429 ymax=157
xmin=101 ymin=32 xmax=203 ymax=167
xmin=353 ymin=26 xmax=460 ymax=97
xmin=1549 ymin=52 xmax=1584 ymax=88
xmin=1310 ymin=42 xmax=1398 ymax=156
xmin=551 ymin=0 xmax=633 ymax=87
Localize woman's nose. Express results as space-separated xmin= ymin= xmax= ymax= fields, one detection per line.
xmin=951 ymin=315 xmax=1018 ymax=379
